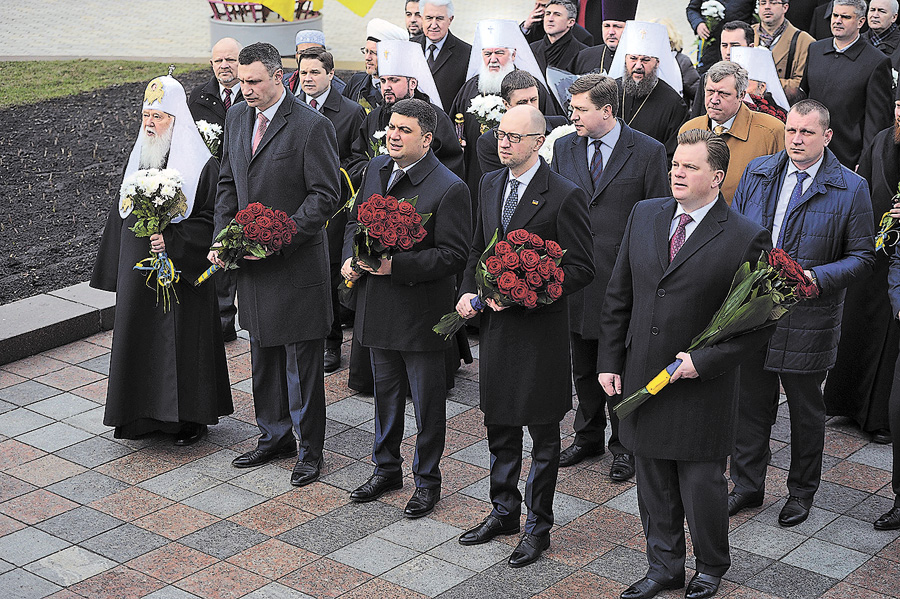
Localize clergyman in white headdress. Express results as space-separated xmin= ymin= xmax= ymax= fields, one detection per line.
xmin=91 ymin=74 xmax=233 ymax=444
xmin=344 ymin=18 xmax=410 ymax=110
xmin=608 ymin=20 xmax=689 ymax=161
xmin=731 ymin=46 xmax=789 ymax=120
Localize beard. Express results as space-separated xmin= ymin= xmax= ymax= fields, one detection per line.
xmin=139 ymin=125 xmax=174 ymax=169
xmin=478 ymin=61 xmax=516 ymax=95
xmin=623 ymin=68 xmax=659 ymax=98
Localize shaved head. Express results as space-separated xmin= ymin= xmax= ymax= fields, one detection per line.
xmin=497 ymin=105 xmax=546 ymax=176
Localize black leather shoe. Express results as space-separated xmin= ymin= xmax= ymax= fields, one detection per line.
xmin=404 ymin=488 xmax=440 ymax=518
xmin=290 ymin=457 xmax=324 ymax=487
xmin=874 ymin=506 xmax=900 ymax=530
xmin=349 ymin=474 xmax=403 ymax=503
xmin=610 ymin=453 xmax=635 ymax=481
xmin=174 ymin=423 xmax=207 ymax=446
xmin=232 ymin=443 xmax=297 ymax=468
xmin=872 ymin=429 xmax=892 ymax=444
xmin=508 ymin=533 xmax=549 ymax=568
xmin=324 ymin=348 xmax=341 ymax=373
xmin=458 ymin=514 xmax=520 ymax=545
xmin=727 ymin=490 xmax=764 ymax=516
xmin=685 ymin=572 xmax=721 ymax=599
xmin=778 ymin=496 xmax=812 ymax=527
xmin=620 ymin=576 xmax=685 ymax=599
xmin=558 ymin=443 xmax=605 ymax=467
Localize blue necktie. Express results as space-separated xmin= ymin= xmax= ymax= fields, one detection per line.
xmin=501 ymin=179 xmax=520 ymax=232
xmin=776 ymin=171 xmax=809 ymax=248
xmin=590 ymin=139 xmax=604 ymax=190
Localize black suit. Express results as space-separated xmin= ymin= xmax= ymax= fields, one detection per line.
xmin=343 ymin=152 xmax=470 ymax=488
xmin=413 ymin=32 xmax=472 ymax=114
xmin=599 ymin=197 xmax=772 ymax=583
xmin=523 ymin=21 xmax=594 ymax=46
xmin=343 ymin=72 xmax=382 ymax=110
xmin=460 ymin=160 xmax=594 ymax=536
xmin=215 ymin=91 xmax=340 ymax=460
xmin=550 ymin=122 xmax=669 ymax=455
xmin=573 ymin=44 xmax=615 ymax=75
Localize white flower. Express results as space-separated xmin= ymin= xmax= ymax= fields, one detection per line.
xmin=160 ymin=184 xmax=176 ymax=198
xmin=538 ymin=124 xmax=577 ymax=163
xmin=373 ymin=129 xmax=388 ymax=140
xmin=701 ymin=0 xmax=725 ymax=20
xmin=151 ymin=197 xmax=166 ymax=206
xmin=893 ymin=69 xmax=898 ymax=88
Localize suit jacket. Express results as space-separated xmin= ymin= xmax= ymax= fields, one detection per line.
xmin=215 ymin=92 xmax=341 ymax=347
xmin=413 ymin=31 xmax=472 ymax=114
xmin=753 ymin=21 xmax=814 ymax=103
xmin=680 ymin=103 xmax=785 ymax=204
xmin=801 ymin=37 xmax=893 ymax=167
xmin=188 ymin=76 xmax=244 ymax=159
xmin=342 ymin=152 xmax=471 ymax=352
xmin=461 ymin=160 xmax=594 ymax=426
xmin=598 ymin=197 xmax=773 ymax=460
xmin=343 ymin=72 xmax=382 ymax=110
xmin=550 ymin=122 xmax=670 ymax=339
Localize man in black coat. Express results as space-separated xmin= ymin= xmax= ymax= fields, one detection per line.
xmin=531 ymin=0 xmax=589 ymax=76
xmin=550 ymin=74 xmax=669 ymax=482
xmin=572 ymin=0 xmax=637 ymax=74
xmin=455 ymin=105 xmax=594 ymax=568
xmin=188 ymin=36 xmax=244 ymax=341
xmin=344 ymin=18 xmax=410 ymax=112
xmin=599 ymin=130 xmax=773 ymax=599
xmin=801 ymin=0 xmax=893 ymax=168
xmin=341 ymin=99 xmax=471 ymax=518
xmin=209 ymin=43 xmax=341 ymax=487
xmin=687 ymin=0 xmax=757 ymax=73
xmin=864 ymin=0 xmax=900 ymax=69
xmin=521 ymin=0 xmax=594 ymax=46
xmin=412 ymin=0 xmax=472 ymax=114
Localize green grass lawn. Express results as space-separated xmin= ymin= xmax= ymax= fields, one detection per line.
xmin=0 ymin=60 xmax=208 ymax=108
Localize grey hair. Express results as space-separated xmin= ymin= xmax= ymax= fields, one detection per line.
xmin=870 ymin=0 xmax=900 ymax=15
xmin=707 ymin=60 xmax=749 ymax=98
xmin=421 ymin=0 xmax=454 ymax=17
xmin=835 ymin=0 xmax=868 ymax=19
xmin=548 ymin=0 xmax=578 ymax=20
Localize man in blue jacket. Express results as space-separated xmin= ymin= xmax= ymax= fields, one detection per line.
xmin=729 ymin=99 xmax=875 ymax=527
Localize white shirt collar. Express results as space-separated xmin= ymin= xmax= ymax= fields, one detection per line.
xmin=428 ymin=35 xmax=448 ymax=53
xmin=711 ymin=112 xmax=738 ymax=131
xmin=391 ymin=152 xmax=428 ymax=176
xmin=674 ymin=196 xmax=717 ymax=226
xmin=833 ymin=34 xmax=861 ymax=53
xmin=219 ymin=82 xmax=240 ymax=100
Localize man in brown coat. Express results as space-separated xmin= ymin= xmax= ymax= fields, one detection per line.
xmin=752 ymin=0 xmax=815 ymax=104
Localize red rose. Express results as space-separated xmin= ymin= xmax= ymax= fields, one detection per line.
xmin=283 ymin=231 xmax=293 ymax=245
xmin=400 ymin=213 xmax=417 ymax=227
xmin=398 ymin=201 xmax=415 ymax=214
xmin=547 ymin=282 xmax=563 ymax=300
xmin=388 ymin=212 xmax=402 ymax=225
xmin=243 ymin=222 xmax=261 ymax=240
xmin=796 ymin=280 xmax=820 ymax=299
xmin=358 ymin=206 xmax=374 ymax=226
xmin=256 ymin=216 xmax=273 ymax=229
xmin=523 ymin=290 xmax=538 ymax=308
xmin=397 ymin=235 xmax=413 ymax=250
xmin=270 ymin=238 xmax=283 ymax=251
xmin=413 ymin=228 xmax=427 ymax=242
xmin=286 ymin=219 xmax=298 ymax=234
xmin=497 ymin=271 xmax=518 ymax=292
xmin=529 ymin=233 xmax=545 ymax=249
xmin=485 ymin=256 xmax=503 ymax=275
xmin=545 ymin=240 xmax=564 ymax=259
xmin=552 ymin=268 xmax=565 ymax=283
xmin=525 ymin=271 xmax=543 ymax=289
xmin=263 ymin=208 xmax=274 ymax=220
xmin=510 ymin=282 xmax=529 ymax=303
xmin=381 ymin=229 xmax=399 ymax=246
xmin=235 ymin=209 xmax=253 ymax=225
xmin=537 ymin=257 xmax=554 ymax=280
xmin=259 ymin=228 xmax=273 ymax=244
xmin=274 ymin=210 xmax=289 ymax=222
xmin=501 ymin=251 xmax=520 ymax=270
xmin=369 ymin=222 xmax=386 ymax=237
xmin=506 ymin=229 xmax=530 ymax=245
xmin=520 ymin=249 xmax=541 ymax=271
xmin=372 ymin=195 xmax=387 ymax=209
xmin=411 ymin=213 xmax=422 ymax=225
xmin=385 ymin=197 xmax=399 ymax=211
xmin=247 ymin=202 xmax=264 ymax=216
xmin=373 ymin=209 xmax=387 ymax=222
xmin=495 ymin=240 xmax=513 ymax=255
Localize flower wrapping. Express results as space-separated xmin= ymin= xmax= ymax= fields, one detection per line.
xmin=539 ymin=124 xmax=577 ymax=164
xmin=875 ymin=182 xmax=900 ymax=253
xmin=195 ymin=120 xmax=223 ymax=156
xmin=696 ymin=0 xmax=727 ymax=59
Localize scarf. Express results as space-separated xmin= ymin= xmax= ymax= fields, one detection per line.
xmin=544 ymin=29 xmax=576 ymax=69
xmin=758 ymin=20 xmax=788 ymax=49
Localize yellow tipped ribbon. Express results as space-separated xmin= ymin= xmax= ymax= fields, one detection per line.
xmin=134 ymin=252 xmax=180 ymax=312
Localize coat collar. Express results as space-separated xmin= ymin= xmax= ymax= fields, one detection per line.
xmin=482 ymin=159 xmax=550 ymax=237
xmin=822 ymin=35 xmax=868 ymax=60
xmin=654 ymin=196 xmax=728 ymax=276
xmin=245 ymin=92 xmax=293 ymax=162
xmin=377 ymin=149 xmax=440 ymax=189
xmin=748 ymin=147 xmax=848 ymax=191
xmin=718 ymin=103 xmax=752 ymax=142
xmin=322 ymin=84 xmax=343 ymax=113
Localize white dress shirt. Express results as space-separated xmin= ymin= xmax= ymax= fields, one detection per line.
xmin=771 ymin=154 xmax=824 ymax=246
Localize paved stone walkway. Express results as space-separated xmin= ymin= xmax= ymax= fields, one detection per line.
xmin=0 ymin=327 xmax=899 ymax=598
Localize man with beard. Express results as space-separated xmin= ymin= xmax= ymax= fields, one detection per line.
xmin=681 ymin=61 xmax=784 ymax=203
xmin=344 ymin=18 xmax=409 ymax=112
xmin=411 ymin=0 xmax=472 ymax=114
xmin=405 ymin=0 xmax=423 ymax=38
xmin=92 ymin=74 xmax=233 ymax=445
xmin=530 ymin=0 xmax=588 ymax=76
xmin=573 ymin=0 xmax=637 ymax=75
xmin=521 ymin=0 xmax=594 ymax=46
xmin=752 ymin=0 xmax=814 ymax=105
xmin=609 ymin=21 xmax=689 ymax=163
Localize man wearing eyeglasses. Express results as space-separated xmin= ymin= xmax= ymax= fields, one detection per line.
xmin=343 ymin=18 xmax=409 ymax=112
xmin=752 ymin=0 xmax=814 ymax=105
xmin=454 ymin=104 xmax=594 ymax=568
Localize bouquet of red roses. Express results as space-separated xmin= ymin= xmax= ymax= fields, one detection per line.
xmin=193 ymin=202 xmax=298 ymax=285
xmin=613 ymin=248 xmax=820 ymax=419
xmin=432 ymin=228 xmax=566 ymax=340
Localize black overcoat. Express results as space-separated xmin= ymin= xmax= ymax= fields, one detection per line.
xmin=343 ymin=72 xmax=382 ymax=110
xmin=412 ymin=31 xmax=473 ymax=114
xmin=187 ymin=76 xmax=244 ymax=159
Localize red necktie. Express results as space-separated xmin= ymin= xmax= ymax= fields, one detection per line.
xmin=252 ymin=113 xmax=268 ymax=155
xmin=223 ymin=87 xmax=232 ymax=110
xmin=310 ymin=98 xmax=318 ymax=110
xmin=669 ymin=213 xmax=693 ymax=263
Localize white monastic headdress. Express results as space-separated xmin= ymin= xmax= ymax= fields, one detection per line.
xmin=367 ymin=18 xmax=409 ymax=42
xmin=123 ymin=75 xmax=211 ymax=222
xmin=608 ymin=20 xmax=684 ymax=96
xmin=730 ymin=46 xmax=789 ymax=111
xmin=465 ymin=19 xmax=544 ymax=83
xmin=377 ymin=40 xmax=443 ymax=109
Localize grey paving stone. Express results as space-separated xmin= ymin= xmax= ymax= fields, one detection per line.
xmin=553 ymin=492 xmax=597 ymax=525
xmin=326 ymin=499 xmax=406 ymax=535
xmin=26 ymin=393 xmax=97 ymax=420
xmin=320 ymin=460 xmax=381 ymax=492
xmin=15 ymin=421 xmax=93 ymax=452
xmin=326 ymin=397 xmax=376 ymax=427
xmin=0 ymin=528 xmax=71 ymax=566
xmin=242 ymin=582 xmax=314 ymax=599
xmin=77 ymin=353 xmax=111 ymax=375
xmin=849 ymin=494 xmax=896 ymax=526
xmin=232 ymin=378 xmax=254 ymax=395
xmin=46 ymin=470 xmax=129 ymax=504
xmin=450 ymin=439 xmax=490 ymax=468
xmin=323 ymin=426 xmax=375 ymax=459
xmin=54 ymin=436 xmax=135 ymax=468
xmin=722 ymin=548 xmax=774 ymax=584
xmin=847 ymin=443 xmax=893 ymax=471
xmin=427 ymin=537 xmax=510 ymax=572
xmin=277 ymin=517 xmax=366 ymax=555
xmin=181 ymin=482 xmax=267 ymax=518
xmin=138 ymin=468 xmax=221 ymax=501
xmin=746 ymin=561 xmax=838 ymax=599
xmin=205 ymin=416 xmax=260 ymax=447
xmin=23 ymin=545 xmax=116 ymax=586
xmin=328 ymin=535 xmax=419 ymax=575
xmin=80 ymin=523 xmax=168 ymax=562
xmin=730 ymin=520 xmax=806 ymax=560
xmin=383 ymin=553 xmax=475 ymax=596
xmin=0 ymin=381 xmax=60 ymax=407
xmin=604 ymin=485 xmax=640 ymax=517
xmin=35 ymin=506 xmax=125 ymax=544
xmin=583 ymin=545 xmax=648 ymax=585
xmin=143 ymin=587 xmax=202 ymax=599
xmin=782 ymin=537 xmax=870 ymax=579
xmin=179 ymin=520 xmax=268 ymax=559
xmin=814 ymin=514 xmax=900 ymax=554
xmin=437 ymin=555 xmax=572 ymax=599
xmin=0 ymin=399 xmax=16 ymax=415
xmin=0 ymin=568 xmax=63 ymax=599
xmin=0 ymin=408 xmax=54 ymax=437
xmin=815 ymin=480 xmax=869 ymax=514
xmin=754 ymin=500 xmax=839 ymax=536
xmin=181 ymin=448 xmax=244 ymax=481
xmin=375 ymin=516 xmax=464 ymax=552
xmin=446 ymin=379 xmax=479 ymax=407
xmin=0 ymin=559 xmax=12 ymax=574
xmin=445 ymin=400 xmax=470 ymax=420
xmin=323 ymin=418 xmax=351 ymax=439
xmin=62 ymin=405 xmax=109 ymax=435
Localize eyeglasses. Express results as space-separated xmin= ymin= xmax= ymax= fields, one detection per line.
xmin=494 ymin=129 xmax=542 ymax=143
xmin=757 ymin=0 xmax=786 ymax=6
xmin=360 ymin=48 xmax=377 ymax=57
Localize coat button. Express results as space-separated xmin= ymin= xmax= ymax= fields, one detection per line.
xmin=651 ymin=326 xmax=659 ymax=335
xmin=590 ymin=201 xmax=597 ymax=207
xmin=657 ymin=289 xmax=665 ymax=297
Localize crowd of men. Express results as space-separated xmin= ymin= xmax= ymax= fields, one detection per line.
xmin=90 ymin=0 xmax=900 ymax=597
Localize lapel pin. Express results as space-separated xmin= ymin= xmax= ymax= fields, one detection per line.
xmin=532 ymin=200 xmax=539 ymax=205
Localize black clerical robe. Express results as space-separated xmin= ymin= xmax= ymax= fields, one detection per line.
xmin=573 ymin=43 xmax=615 ymax=75
xmin=615 ymin=78 xmax=688 ymax=162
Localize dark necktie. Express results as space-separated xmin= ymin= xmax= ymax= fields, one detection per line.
xmin=387 ymin=169 xmax=405 ymax=193
xmin=427 ymin=44 xmax=437 ymax=70
xmin=223 ymin=88 xmax=232 ymax=110
xmin=590 ymin=139 xmax=604 ymax=190
xmin=310 ymin=98 xmax=318 ymax=110
xmin=776 ymin=171 xmax=809 ymax=248
xmin=501 ymin=179 xmax=520 ymax=232
xmin=669 ymin=213 xmax=693 ymax=263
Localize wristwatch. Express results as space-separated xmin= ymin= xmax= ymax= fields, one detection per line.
xmin=808 ymin=269 xmax=819 ymax=289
